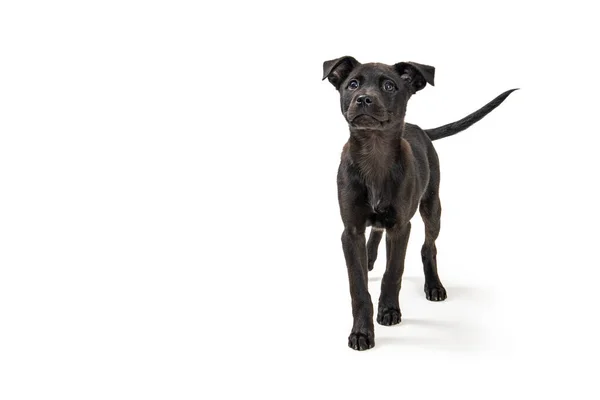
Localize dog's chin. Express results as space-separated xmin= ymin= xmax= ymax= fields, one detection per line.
xmin=349 ymin=115 xmax=387 ymax=130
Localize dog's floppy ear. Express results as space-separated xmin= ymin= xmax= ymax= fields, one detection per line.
xmin=322 ymin=56 xmax=360 ymax=90
xmin=394 ymin=62 xmax=435 ymax=94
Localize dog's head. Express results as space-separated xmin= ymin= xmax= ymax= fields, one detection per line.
xmin=322 ymin=56 xmax=434 ymax=132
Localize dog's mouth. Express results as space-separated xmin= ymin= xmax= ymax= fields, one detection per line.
xmin=349 ymin=114 xmax=388 ymax=129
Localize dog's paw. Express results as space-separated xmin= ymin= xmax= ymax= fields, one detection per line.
xmin=348 ymin=330 xmax=375 ymax=351
xmin=425 ymin=282 xmax=447 ymax=301
xmin=377 ymin=307 xmax=402 ymax=326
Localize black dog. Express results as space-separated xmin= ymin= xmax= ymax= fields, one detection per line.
xmin=322 ymin=56 xmax=516 ymax=351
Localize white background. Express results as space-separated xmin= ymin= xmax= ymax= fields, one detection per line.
xmin=1 ymin=0 xmax=599 ymax=398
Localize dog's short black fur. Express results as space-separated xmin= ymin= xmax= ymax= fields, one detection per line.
xmin=323 ymin=56 xmax=516 ymax=351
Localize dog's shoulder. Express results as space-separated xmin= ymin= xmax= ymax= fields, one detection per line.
xmin=403 ymin=123 xmax=437 ymax=170
xmin=338 ymin=140 xmax=353 ymax=168
xmin=404 ymin=123 xmax=433 ymax=148
xmin=404 ymin=122 xmax=426 ymax=138
xmin=340 ymin=141 xmax=350 ymax=162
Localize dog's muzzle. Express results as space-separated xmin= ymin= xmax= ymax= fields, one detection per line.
xmin=347 ymin=94 xmax=388 ymax=127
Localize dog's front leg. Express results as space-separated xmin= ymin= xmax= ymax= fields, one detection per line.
xmin=377 ymin=222 xmax=411 ymax=326
xmin=341 ymin=226 xmax=374 ymax=351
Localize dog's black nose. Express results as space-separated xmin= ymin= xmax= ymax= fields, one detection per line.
xmin=356 ymin=95 xmax=373 ymax=106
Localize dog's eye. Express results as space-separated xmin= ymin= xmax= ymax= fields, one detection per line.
xmin=348 ymin=80 xmax=359 ymax=90
xmin=383 ymin=80 xmax=396 ymax=92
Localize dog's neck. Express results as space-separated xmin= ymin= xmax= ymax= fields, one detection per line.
xmin=348 ymin=126 xmax=404 ymax=185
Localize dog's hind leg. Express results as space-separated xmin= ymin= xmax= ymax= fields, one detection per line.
xmin=367 ymin=228 xmax=383 ymax=271
xmin=419 ymin=191 xmax=447 ymax=301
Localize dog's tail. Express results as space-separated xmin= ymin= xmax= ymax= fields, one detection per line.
xmin=425 ymin=89 xmax=518 ymax=141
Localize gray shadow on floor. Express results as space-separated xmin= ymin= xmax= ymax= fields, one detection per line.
xmin=375 ymin=317 xmax=486 ymax=352
xmin=373 ymin=278 xmax=492 ymax=352
xmin=401 ymin=276 xmax=491 ymax=303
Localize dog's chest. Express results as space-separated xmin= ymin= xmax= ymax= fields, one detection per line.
xmin=367 ymin=184 xmax=397 ymax=229
xmin=367 ymin=184 xmax=383 ymax=210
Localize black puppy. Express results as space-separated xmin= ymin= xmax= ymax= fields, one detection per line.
xmin=323 ymin=56 xmax=516 ymax=351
